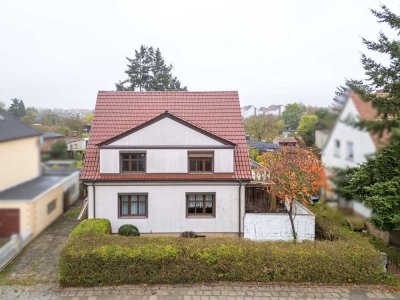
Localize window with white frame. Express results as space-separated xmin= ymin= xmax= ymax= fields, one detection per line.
xmin=334 ymin=139 xmax=341 ymax=157
xmin=346 ymin=141 xmax=354 ymax=161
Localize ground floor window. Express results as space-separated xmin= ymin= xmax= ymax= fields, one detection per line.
xmin=186 ymin=193 xmax=215 ymax=217
xmin=47 ymin=199 xmax=56 ymax=215
xmin=119 ymin=194 xmax=148 ymax=217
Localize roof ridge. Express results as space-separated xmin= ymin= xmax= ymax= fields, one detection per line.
xmin=97 ymin=90 xmax=238 ymax=94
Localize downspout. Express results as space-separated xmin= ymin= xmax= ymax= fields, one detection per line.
xmin=238 ymin=179 xmax=242 ymax=237
xmin=92 ymin=182 xmax=96 ymax=218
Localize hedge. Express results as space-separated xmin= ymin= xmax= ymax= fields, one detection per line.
xmin=59 ymin=234 xmax=385 ymax=286
xmin=69 ymin=219 xmax=111 ymax=238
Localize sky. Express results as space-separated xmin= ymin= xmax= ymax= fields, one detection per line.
xmin=0 ymin=0 xmax=398 ymax=110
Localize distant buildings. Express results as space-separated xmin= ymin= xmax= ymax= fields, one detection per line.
xmin=272 ymin=136 xmax=299 ymax=147
xmin=241 ymin=105 xmax=282 ymax=118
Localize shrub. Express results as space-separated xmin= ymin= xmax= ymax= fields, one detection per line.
xmin=59 ymin=235 xmax=385 ymax=287
xmin=118 ymin=224 xmax=140 ymax=237
xmin=69 ymin=219 xmax=111 ymax=238
xmin=181 ymin=231 xmax=197 ymax=238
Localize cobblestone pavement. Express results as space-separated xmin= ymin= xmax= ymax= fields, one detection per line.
xmin=3 ymin=210 xmax=80 ymax=284
xmin=0 ymin=283 xmax=399 ymax=299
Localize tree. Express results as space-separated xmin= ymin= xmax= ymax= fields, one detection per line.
xmin=50 ymin=140 xmax=67 ymax=159
xmin=243 ymin=115 xmax=284 ymax=142
xmin=260 ymin=147 xmax=325 ymax=241
xmin=297 ymin=114 xmax=319 ymax=146
xmin=21 ymin=107 xmax=38 ymax=125
xmin=84 ymin=113 xmax=94 ymax=125
xmin=282 ymin=103 xmax=306 ymax=130
xmin=116 ymin=45 xmax=187 ymax=91
xmin=339 ymin=141 xmax=400 ymax=231
xmin=62 ymin=116 xmax=86 ymax=134
xmin=41 ymin=112 xmax=62 ymax=126
xmin=8 ymin=98 xmax=26 ymax=118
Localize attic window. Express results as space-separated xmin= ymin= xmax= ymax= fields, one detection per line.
xmin=120 ymin=152 xmax=146 ymax=173
xmin=188 ymin=152 xmax=213 ymax=173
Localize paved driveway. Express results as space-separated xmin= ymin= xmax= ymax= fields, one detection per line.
xmin=1 ymin=209 xmax=80 ymax=284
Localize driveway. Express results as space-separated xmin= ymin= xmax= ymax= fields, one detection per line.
xmin=1 ymin=207 xmax=80 ymax=284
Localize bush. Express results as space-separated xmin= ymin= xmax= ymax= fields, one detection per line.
xmin=181 ymin=231 xmax=197 ymax=238
xmin=69 ymin=219 xmax=111 ymax=238
xmin=118 ymin=224 xmax=140 ymax=236
xmin=59 ymin=235 xmax=385 ymax=287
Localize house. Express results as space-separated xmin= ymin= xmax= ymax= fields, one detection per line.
xmin=40 ymin=132 xmax=65 ymax=153
xmin=273 ymin=136 xmax=299 ymax=147
xmin=66 ymin=137 xmax=88 ymax=155
xmin=81 ymin=91 xmax=315 ymax=241
xmin=321 ymin=91 xmax=390 ymax=216
xmin=0 ymin=110 xmax=78 ymax=238
xmin=247 ymin=139 xmax=279 ymax=153
xmin=241 ymin=105 xmax=257 ymax=118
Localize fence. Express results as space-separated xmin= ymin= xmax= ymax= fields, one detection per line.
xmin=387 ymin=247 xmax=400 ymax=273
xmin=0 ymin=231 xmax=32 ymax=271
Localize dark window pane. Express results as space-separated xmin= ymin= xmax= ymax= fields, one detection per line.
xmin=122 ymin=154 xmax=130 ymax=160
xmin=205 ymin=201 xmax=213 ymax=214
xmin=122 ymin=160 xmax=129 ymax=171
xmin=189 ymin=159 xmax=196 ymax=172
xmin=195 ymin=201 xmax=203 ymax=213
xmin=138 ymin=160 xmax=145 ymax=171
xmin=204 ymin=159 xmax=212 ymax=171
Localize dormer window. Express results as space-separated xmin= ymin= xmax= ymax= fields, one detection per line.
xmin=188 ymin=152 xmax=213 ymax=173
xmin=120 ymin=152 xmax=146 ymax=173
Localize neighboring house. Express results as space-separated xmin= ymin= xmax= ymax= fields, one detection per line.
xmin=315 ymin=129 xmax=330 ymax=149
xmin=66 ymin=137 xmax=88 ymax=152
xmin=321 ymin=92 xmax=390 ymax=217
xmin=0 ymin=111 xmax=78 ymax=238
xmin=273 ymin=136 xmax=299 ymax=147
xmin=81 ymin=91 xmax=314 ymax=241
xmin=241 ymin=105 xmax=257 ymax=118
xmin=40 ymin=132 xmax=65 ymax=153
xmin=247 ymin=139 xmax=279 ymax=153
xmin=282 ymin=129 xmax=298 ymax=137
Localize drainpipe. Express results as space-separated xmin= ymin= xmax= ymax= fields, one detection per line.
xmin=238 ymin=179 xmax=242 ymax=237
xmin=92 ymin=182 xmax=96 ymax=218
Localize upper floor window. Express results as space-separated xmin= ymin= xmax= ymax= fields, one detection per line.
xmin=120 ymin=152 xmax=146 ymax=173
xmin=334 ymin=139 xmax=340 ymax=157
xmin=346 ymin=141 xmax=354 ymax=161
xmin=188 ymin=152 xmax=213 ymax=173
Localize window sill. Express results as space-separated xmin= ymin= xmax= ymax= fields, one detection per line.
xmin=118 ymin=216 xmax=148 ymax=219
xmin=186 ymin=215 xmax=215 ymax=219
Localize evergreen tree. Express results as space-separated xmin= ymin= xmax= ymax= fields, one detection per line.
xmin=8 ymin=98 xmax=26 ymax=118
xmin=116 ymin=45 xmax=186 ymax=91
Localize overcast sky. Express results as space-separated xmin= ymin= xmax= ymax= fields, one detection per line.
xmin=0 ymin=0 xmax=398 ymax=109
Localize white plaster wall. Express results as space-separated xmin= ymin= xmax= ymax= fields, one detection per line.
xmin=110 ymin=117 xmax=224 ymax=146
xmin=244 ymin=210 xmax=315 ymax=241
xmin=88 ymin=183 xmax=242 ymax=234
xmin=322 ymin=99 xmax=376 ymax=169
xmin=352 ymin=201 xmax=372 ymax=218
xmin=99 ymin=149 xmax=234 ymax=174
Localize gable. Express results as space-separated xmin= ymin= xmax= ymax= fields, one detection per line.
xmin=107 ymin=116 xmax=228 ymax=147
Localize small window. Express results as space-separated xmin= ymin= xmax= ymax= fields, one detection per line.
xmin=186 ymin=193 xmax=215 ymax=217
xmin=119 ymin=194 xmax=148 ymax=217
xmin=346 ymin=141 xmax=354 ymax=161
xmin=47 ymin=199 xmax=56 ymax=215
xmin=334 ymin=139 xmax=341 ymax=157
xmin=188 ymin=152 xmax=213 ymax=173
xmin=120 ymin=152 xmax=146 ymax=173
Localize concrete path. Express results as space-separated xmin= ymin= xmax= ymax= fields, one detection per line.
xmin=0 ymin=283 xmax=399 ymax=299
xmin=2 ymin=209 xmax=80 ymax=284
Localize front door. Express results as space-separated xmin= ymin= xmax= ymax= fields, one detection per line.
xmin=0 ymin=209 xmax=20 ymax=237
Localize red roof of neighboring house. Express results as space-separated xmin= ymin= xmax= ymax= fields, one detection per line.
xmin=350 ymin=92 xmax=391 ymax=149
xmin=81 ymin=91 xmax=252 ymax=181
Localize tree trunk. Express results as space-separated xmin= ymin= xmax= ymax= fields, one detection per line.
xmin=287 ymin=201 xmax=297 ymax=242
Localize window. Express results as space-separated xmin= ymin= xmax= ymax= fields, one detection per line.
xmin=334 ymin=139 xmax=341 ymax=157
xmin=120 ymin=152 xmax=146 ymax=173
xmin=186 ymin=193 xmax=215 ymax=217
xmin=346 ymin=141 xmax=354 ymax=161
xmin=47 ymin=199 xmax=56 ymax=215
xmin=119 ymin=194 xmax=148 ymax=217
xmin=188 ymin=152 xmax=213 ymax=173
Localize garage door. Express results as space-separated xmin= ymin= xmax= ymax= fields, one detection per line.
xmin=0 ymin=209 xmax=20 ymax=237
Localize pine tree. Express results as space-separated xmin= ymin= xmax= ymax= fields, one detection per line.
xmin=8 ymin=98 xmax=26 ymax=118
xmin=116 ymin=45 xmax=187 ymax=91
xmin=337 ymin=5 xmax=400 ymax=138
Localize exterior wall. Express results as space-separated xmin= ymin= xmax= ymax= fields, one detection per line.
xmin=31 ymin=184 xmax=63 ymax=235
xmin=243 ymin=203 xmax=315 ymax=241
xmin=322 ymin=99 xmax=376 ymax=170
xmin=315 ymin=130 xmax=329 ymax=149
xmin=100 ymin=148 xmax=234 ymax=174
xmin=41 ymin=137 xmax=64 ymax=152
xmin=61 ymin=171 xmax=80 ymax=205
xmin=67 ymin=140 xmax=87 ymax=152
xmin=0 ymin=136 xmax=40 ymax=191
xmin=88 ymin=182 xmax=243 ymax=234
xmin=0 ymin=202 xmax=32 ymax=235
xmin=110 ymin=117 xmax=224 ymax=146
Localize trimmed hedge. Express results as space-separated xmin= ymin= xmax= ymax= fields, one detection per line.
xmin=69 ymin=219 xmax=111 ymax=238
xmin=118 ymin=224 xmax=140 ymax=236
xmin=59 ymin=234 xmax=385 ymax=286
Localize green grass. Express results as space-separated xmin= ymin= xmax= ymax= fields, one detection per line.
xmin=65 ymin=206 xmax=82 ymax=220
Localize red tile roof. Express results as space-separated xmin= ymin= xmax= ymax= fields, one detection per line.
xmin=81 ymin=91 xmax=252 ymax=181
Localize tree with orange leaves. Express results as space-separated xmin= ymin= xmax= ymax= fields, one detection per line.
xmin=260 ymin=146 xmax=325 ymax=241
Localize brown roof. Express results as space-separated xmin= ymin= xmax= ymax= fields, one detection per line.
xmin=81 ymin=91 xmax=252 ymax=181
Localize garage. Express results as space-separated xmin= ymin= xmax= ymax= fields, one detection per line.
xmin=0 ymin=209 xmax=20 ymax=237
